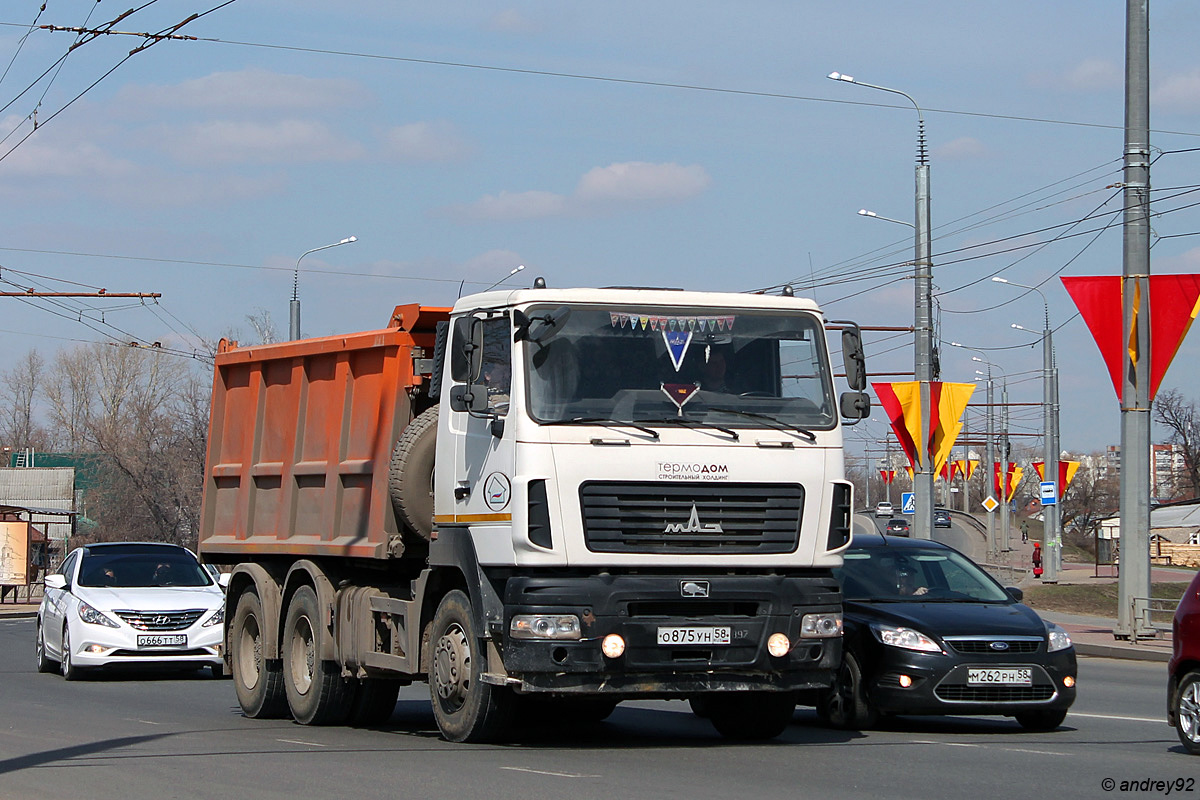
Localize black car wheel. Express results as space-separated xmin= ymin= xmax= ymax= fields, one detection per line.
xmin=1174 ymin=671 xmax=1200 ymax=754
xmin=816 ymin=652 xmax=877 ymax=730
xmin=1015 ymin=708 xmax=1067 ymax=731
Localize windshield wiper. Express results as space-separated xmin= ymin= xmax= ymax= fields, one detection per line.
xmin=637 ymin=416 xmax=739 ymax=441
xmin=708 ymin=407 xmax=817 ymax=442
xmin=542 ymin=417 xmax=660 ymax=439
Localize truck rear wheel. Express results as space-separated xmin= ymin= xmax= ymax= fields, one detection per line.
xmin=429 ymin=589 xmax=513 ymax=742
xmin=231 ymin=587 xmax=288 ymax=719
xmin=389 ymin=407 xmax=438 ymax=541
xmin=283 ymin=586 xmax=353 ymax=725
xmin=707 ymin=692 xmax=796 ymax=740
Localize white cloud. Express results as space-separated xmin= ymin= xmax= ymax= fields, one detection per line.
xmin=155 ymin=120 xmax=365 ymax=165
xmin=383 ymin=121 xmax=472 ymax=162
xmin=0 ymin=137 xmax=136 ymax=179
xmin=487 ymin=9 xmax=540 ymax=34
xmin=1154 ymin=69 xmax=1200 ymax=113
xmin=575 ymin=162 xmax=710 ymax=204
xmin=119 ymin=68 xmax=370 ymax=112
xmin=934 ymin=137 xmax=990 ymax=161
xmin=1028 ymin=59 xmax=1121 ymax=92
xmin=445 ymin=161 xmax=710 ymax=222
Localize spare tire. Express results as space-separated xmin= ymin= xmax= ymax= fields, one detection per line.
xmin=389 ymin=406 xmax=438 ymax=541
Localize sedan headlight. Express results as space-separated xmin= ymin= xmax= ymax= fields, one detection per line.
xmin=202 ymin=606 xmax=225 ymax=628
xmin=871 ymin=623 xmax=942 ymax=653
xmin=78 ymin=601 xmax=120 ymax=629
xmin=1046 ymin=622 xmax=1073 ymax=652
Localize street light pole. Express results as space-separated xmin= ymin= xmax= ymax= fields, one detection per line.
xmin=291 ymin=236 xmax=358 ymax=340
xmin=947 ymin=341 xmax=995 ymax=554
xmin=973 ymin=357 xmax=1006 ymax=557
xmin=996 ymin=277 xmax=1061 ymax=582
xmin=832 ymin=71 xmax=936 ymax=540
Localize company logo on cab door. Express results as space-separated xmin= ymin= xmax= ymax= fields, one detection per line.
xmin=483 ymin=473 xmax=511 ymax=511
xmin=656 ymin=461 xmax=730 ymax=482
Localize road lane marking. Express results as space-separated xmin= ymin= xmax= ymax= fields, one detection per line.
xmin=912 ymin=740 xmax=1067 ymax=756
xmin=276 ymin=738 xmax=327 ymax=747
xmin=1069 ymin=712 xmax=1164 ymax=724
xmin=501 ymin=767 xmax=599 ymax=779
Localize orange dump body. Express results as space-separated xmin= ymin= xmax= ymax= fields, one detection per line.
xmin=198 ymin=304 xmax=450 ymax=561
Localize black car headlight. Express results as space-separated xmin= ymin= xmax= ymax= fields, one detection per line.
xmin=1046 ymin=622 xmax=1072 ymax=653
xmin=870 ymin=622 xmax=942 ymax=653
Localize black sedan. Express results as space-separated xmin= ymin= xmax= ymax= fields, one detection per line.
xmin=815 ymin=533 xmax=1076 ymax=731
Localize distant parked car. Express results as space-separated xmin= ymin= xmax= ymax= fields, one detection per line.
xmin=814 ymin=533 xmax=1076 ymax=731
xmin=934 ymin=509 xmax=952 ymax=528
xmin=874 ymin=502 xmax=894 ymax=518
xmin=1168 ymin=570 xmax=1200 ymax=754
xmin=885 ymin=518 xmax=910 ymax=536
xmin=36 ymin=542 xmax=226 ymax=680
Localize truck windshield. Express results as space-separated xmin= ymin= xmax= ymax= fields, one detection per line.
xmin=523 ymin=305 xmax=836 ymax=429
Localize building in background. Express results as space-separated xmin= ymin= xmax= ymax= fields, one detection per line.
xmin=0 ymin=468 xmax=75 ymax=568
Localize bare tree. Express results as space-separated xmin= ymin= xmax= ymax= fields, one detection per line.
xmin=0 ymin=349 xmax=50 ymax=451
xmin=1153 ymin=389 xmax=1199 ymax=499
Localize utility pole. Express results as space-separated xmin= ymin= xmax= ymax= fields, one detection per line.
xmin=1118 ymin=0 xmax=1152 ymax=639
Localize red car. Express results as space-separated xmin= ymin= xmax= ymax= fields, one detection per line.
xmin=1168 ymin=570 xmax=1200 ymax=755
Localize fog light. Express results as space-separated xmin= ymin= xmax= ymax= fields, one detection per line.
xmin=898 ymin=674 xmax=913 ymax=688
xmin=601 ymin=633 xmax=625 ymax=658
xmin=767 ymin=632 xmax=791 ymax=657
xmin=84 ymin=644 xmax=105 ymax=654
xmin=1063 ymin=675 xmax=1075 ymax=688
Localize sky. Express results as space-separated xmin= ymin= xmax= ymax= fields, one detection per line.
xmin=0 ymin=1 xmax=1199 ymax=466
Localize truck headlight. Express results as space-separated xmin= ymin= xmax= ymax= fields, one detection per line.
xmin=78 ymin=601 xmax=120 ymax=628
xmin=799 ymin=612 xmax=842 ymax=638
xmin=510 ymin=614 xmax=582 ymax=640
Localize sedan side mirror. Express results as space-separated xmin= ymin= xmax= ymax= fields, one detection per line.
xmin=1005 ymin=586 xmax=1024 ymax=603
xmin=45 ymin=574 xmax=67 ymax=591
xmin=217 ymin=573 xmax=231 ymax=590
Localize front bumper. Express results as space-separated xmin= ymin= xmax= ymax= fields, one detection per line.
xmin=866 ymin=646 xmax=1077 ymax=716
xmin=69 ymin=620 xmax=224 ymax=669
xmin=495 ymin=572 xmax=842 ymax=696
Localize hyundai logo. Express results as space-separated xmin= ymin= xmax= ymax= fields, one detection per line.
xmin=989 ymin=641 xmax=1010 ymax=651
xmin=681 ymin=580 xmax=710 ymax=598
xmin=153 ymin=615 xmax=171 ymax=627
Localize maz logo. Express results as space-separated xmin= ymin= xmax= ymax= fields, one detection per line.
xmin=664 ymin=505 xmax=723 ymax=534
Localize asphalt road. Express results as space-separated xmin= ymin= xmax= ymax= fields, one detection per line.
xmin=0 ymin=618 xmax=1191 ymax=800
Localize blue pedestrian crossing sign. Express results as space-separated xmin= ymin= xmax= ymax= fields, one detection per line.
xmin=901 ymin=492 xmax=916 ymax=514
xmin=1040 ymin=481 xmax=1057 ymax=506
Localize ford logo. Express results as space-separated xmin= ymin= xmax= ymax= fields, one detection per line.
xmin=681 ymin=580 xmax=710 ymax=598
xmin=989 ymin=641 xmax=1010 ymax=651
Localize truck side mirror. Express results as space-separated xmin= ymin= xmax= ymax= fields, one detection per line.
xmin=839 ymin=391 xmax=870 ymax=422
xmin=449 ymin=384 xmax=489 ymax=413
xmin=450 ymin=316 xmax=484 ymax=382
xmin=840 ymin=325 xmax=867 ymax=391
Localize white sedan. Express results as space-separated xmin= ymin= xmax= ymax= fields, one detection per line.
xmin=36 ymin=542 xmax=228 ymax=680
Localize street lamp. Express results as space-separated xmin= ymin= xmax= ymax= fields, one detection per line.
xmin=831 ymin=71 xmax=935 ymax=540
xmin=291 ymin=236 xmax=358 ymax=340
xmin=858 ymin=209 xmax=914 ymax=228
xmin=973 ymin=356 xmax=1010 ymax=557
xmin=995 ymin=276 xmax=1060 ymax=582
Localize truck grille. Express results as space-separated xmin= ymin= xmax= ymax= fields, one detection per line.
xmin=579 ymin=482 xmax=803 ymax=554
xmin=114 ymin=609 xmax=206 ymax=631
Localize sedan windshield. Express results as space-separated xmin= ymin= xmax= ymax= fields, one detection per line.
xmin=524 ymin=305 xmax=835 ymax=429
xmin=836 ymin=546 xmax=1011 ymax=603
xmin=78 ymin=548 xmax=212 ymax=588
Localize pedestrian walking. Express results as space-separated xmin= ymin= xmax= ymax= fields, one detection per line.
xmin=1032 ymin=542 xmax=1043 ymax=578
xmin=1021 ymin=519 xmax=1029 ymax=543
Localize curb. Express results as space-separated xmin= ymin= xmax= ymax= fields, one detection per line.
xmin=1073 ymin=642 xmax=1170 ymax=663
xmin=0 ymin=612 xmax=37 ymax=620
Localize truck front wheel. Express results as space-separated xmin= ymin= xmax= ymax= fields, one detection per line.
xmin=283 ymin=586 xmax=353 ymax=725
xmin=231 ymin=587 xmax=288 ymax=719
xmin=428 ymin=590 xmax=513 ymax=742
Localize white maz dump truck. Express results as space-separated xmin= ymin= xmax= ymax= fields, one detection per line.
xmin=198 ymin=284 xmax=870 ymax=742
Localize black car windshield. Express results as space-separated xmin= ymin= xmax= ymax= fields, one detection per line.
xmin=836 ymin=545 xmax=1011 ymax=603
xmin=524 ymin=305 xmax=836 ymax=429
xmin=77 ymin=547 xmax=212 ymax=588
